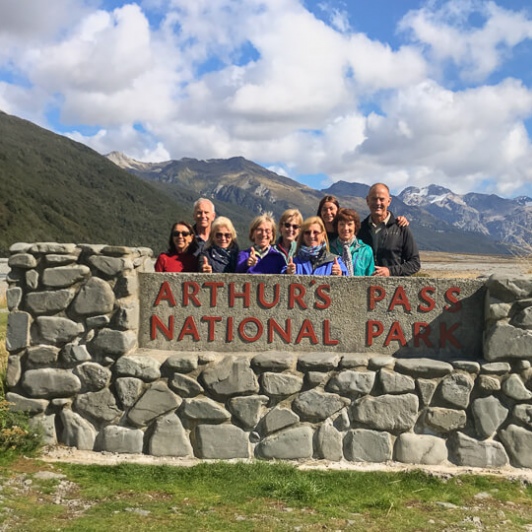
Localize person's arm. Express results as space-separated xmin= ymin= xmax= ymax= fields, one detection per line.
xmin=154 ymin=254 xmax=166 ymax=272
xmin=396 ymin=215 xmax=409 ymax=228
xmin=235 ymin=250 xmax=251 ymax=273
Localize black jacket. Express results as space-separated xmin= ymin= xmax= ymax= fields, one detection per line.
xmin=358 ymin=212 xmax=420 ymax=276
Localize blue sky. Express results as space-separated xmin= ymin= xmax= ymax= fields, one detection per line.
xmin=1 ymin=0 xmax=532 ymax=197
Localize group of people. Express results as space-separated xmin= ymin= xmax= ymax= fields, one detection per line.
xmin=154 ymin=183 xmax=421 ymax=277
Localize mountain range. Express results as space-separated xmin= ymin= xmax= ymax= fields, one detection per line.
xmin=1 ymin=109 xmax=529 ymax=257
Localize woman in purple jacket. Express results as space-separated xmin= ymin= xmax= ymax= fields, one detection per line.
xmin=236 ymin=214 xmax=285 ymax=274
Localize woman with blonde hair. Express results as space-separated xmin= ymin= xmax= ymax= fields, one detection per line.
xmin=283 ymin=216 xmax=348 ymax=276
xmin=199 ymin=216 xmax=239 ymax=273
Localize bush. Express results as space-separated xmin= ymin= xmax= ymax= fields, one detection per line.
xmin=0 ymin=399 xmax=42 ymax=455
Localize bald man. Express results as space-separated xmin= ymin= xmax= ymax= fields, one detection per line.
xmin=358 ymin=183 xmax=420 ymax=277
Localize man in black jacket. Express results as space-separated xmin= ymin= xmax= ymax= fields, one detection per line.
xmin=358 ymin=183 xmax=420 ymax=277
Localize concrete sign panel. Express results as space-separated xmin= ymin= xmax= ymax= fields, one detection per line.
xmin=139 ymin=273 xmax=485 ymax=358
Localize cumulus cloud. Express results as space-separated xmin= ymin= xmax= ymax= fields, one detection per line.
xmin=1 ymin=0 xmax=532 ymax=197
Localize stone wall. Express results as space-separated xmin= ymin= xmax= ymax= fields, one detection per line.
xmin=4 ymin=242 xmax=532 ymax=469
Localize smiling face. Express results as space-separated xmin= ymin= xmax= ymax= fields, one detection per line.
xmin=303 ymin=223 xmax=325 ymax=247
xmin=213 ymin=225 xmax=233 ymax=249
xmin=194 ymin=200 xmax=215 ymax=230
xmin=172 ymin=223 xmax=193 ymax=253
xmin=252 ymin=221 xmax=274 ymax=249
xmin=280 ymin=216 xmax=300 ymax=245
xmin=320 ymin=202 xmax=338 ymax=226
xmin=366 ymin=184 xmax=392 ymax=224
xmin=338 ymin=220 xmax=356 ymax=241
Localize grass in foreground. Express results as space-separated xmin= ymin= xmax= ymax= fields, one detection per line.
xmin=0 ymin=459 xmax=531 ymax=531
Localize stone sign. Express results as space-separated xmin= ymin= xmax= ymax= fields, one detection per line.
xmin=139 ymin=274 xmax=485 ymax=357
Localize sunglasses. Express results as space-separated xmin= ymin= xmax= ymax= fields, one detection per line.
xmin=304 ymin=230 xmax=322 ymax=236
xmin=215 ymin=232 xmax=232 ymax=239
xmin=172 ymin=231 xmax=191 ymax=237
xmin=283 ymin=223 xmax=300 ymax=230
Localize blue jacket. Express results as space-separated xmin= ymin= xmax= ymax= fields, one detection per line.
xmin=236 ymin=246 xmax=285 ymax=274
xmin=282 ymin=249 xmax=349 ymax=276
xmin=330 ymin=237 xmax=375 ymax=276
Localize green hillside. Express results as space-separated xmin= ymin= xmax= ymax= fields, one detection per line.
xmin=0 ymin=111 xmax=190 ymax=256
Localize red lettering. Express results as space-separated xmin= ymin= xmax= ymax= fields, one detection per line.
xmin=228 ymin=282 xmax=251 ymax=308
xmin=226 ymin=316 xmax=234 ymax=342
xmin=439 ymin=322 xmax=461 ymax=348
xmin=413 ymin=322 xmax=433 ymax=348
xmin=368 ymin=285 xmax=386 ymax=310
xmin=268 ymin=318 xmax=291 ymax=343
xmin=418 ymin=286 xmax=436 ymax=312
xmin=201 ymin=316 xmax=222 ymax=341
xmin=314 ymin=284 xmax=331 ymax=309
xmin=202 ymin=281 xmax=224 ymax=307
xmin=238 ymin=317 xmax=264 ymax=342
xmin=154 ymin=281 xmax=176 ymax=307
xmin=366 ymin=320 xmax=384 ymax=346
xmin=388 ymin=286 xmax=411 ymax=312
xmin=183 ymin=281 xmax=201 ymax=307
xmin=150 ymin=315 xmax=174 ymax=340
xmin=384 ymin=321 xmax=407 ymax=347
xmin=289 ymin=283 xmax=307 ymax=310
xmin=257 ymin=283 xmax=281 ymax=309
xmin=323 ymin=320 xmax=339 ymax=345
xmin=444 ymin=287 xmax=462 ymax=313
xmin=295 ymin=319 xmax=318 ymax=344
xmin=177 ymin=316 xmax=200 ymax=341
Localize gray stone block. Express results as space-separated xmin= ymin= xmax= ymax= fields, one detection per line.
xmin=263 ymin=407 xmax=299 ymax=434
xmin=395 ymin=433 xmax=447 ymax=465
xmin=298 ymin=353 xmax=340 ymax=371
xmin=6 ymin=287 xmax=22 ymax=311
xmin=163 ymin=354 xmax=198 ymax=373
xmin=480 ymin=362 xmax=511 ymax=375
xmin=6 ymin=392 xmax=48 ymax=414
xmin=511 ymin=306 xmax=532 ymax=329
xmin=6 ymin=311 xmax=31 ymax=352
xmin=89 ymin=329 xmax=137 ymax=358
xmin=128 ymin=381 xmax=181 ymax=427
xmin=115 ymin=355 xmax=161 ymax=381
xmin=227 ymin=395 xmax=268 ymax=429
xmin=22 ymin=368 xmax=81 ymax=398
xmin=351 ymin=394 xmax=419 ymax=433
xmin=439 ymin=373 xmax=474 ymax=409
xmin=30 ymin=243 xmax=78 ymax=254
xmin=115 ymin=377 xmax=144 ymax=408
xmin=9 ymin=242 xmax=31 ymax=253
xmin=499 ymin=424 xmax=532 ymax=468
xmin=196 ymin=424 xmax=249 ymax=459
xmin=416 ymin=378 xmax=438 ymax=407
xmin=62 ymin=344 xmax=92 ymax=365
xmin=42 ymin=265 xmax=91 ymax=288
xmin=451 ymin=360 xmax=480 ymax=373
xmin=257 ymin=426 xmax=313 ymax=460
xmin=450 ymin=432 xmax=509 ymax=468
xmin=502 ymin=374 xmax=532 ymax=400
xmin=368 ymin=356 xmax=395 ymax=370
xmin=422 ymin=407 xmax=466 ymax=434
xmin=89 ymin=256 xmax=130 ymax=276
xmin=6 ymin=354 xmax=22 ymax=387
xmin=344 ymin=429 xmax=392 ymax=462
xmin=148 ymin=414 xmax=193 ymax=457
xmin=484 ymin=322 xmax=532 ymax=361
xmin=251 ymin=352 xmax=296 ymax=371
xmin=26 ymin=345 xmax=60 ymax=368
xmin=395 ymin=358 xmax=453 ymax=378
xmin=169 ymin=373 xmax=204 ymax=398
xmin=477 ymin=375 xmax=501 ymax=392
xmin=35 ymin=316 xmax=84 ymax=345
xmin=86 ymin=315 xmax=111 ymax=329
xmin=45 ymin=253 xmax=80 ymax=266
xmin=513 ymin=404 xmax=532 ymax=428
xmin=97 ymin=425 xmax=144 ymax=453
xmin=74 ymin=388 xmax=122 ymax=424
xmin=486 ymin=274 xmax=532 ymax=301
xmin=261 ymin=372 xmax=303 ymax=396
xmin=379 ymin=369 xmax=415 ymax=394
xmin=326 ymin=370 xmax=375 ymax=396
xmin=316 ymin=420 xmax=343 ymax=461
xmin=8 ymin=253 xmax=38 ymax=268
xmin=74 ymin=362 xmax=112 ymax=392
xmin=61 ymin=409 xmax=96 ymax=450
xmin=26 ymin=289 xmax=75 ymax=314
xmin=306 ymin=371 xmax=329 ymax=387
xmin=293 ymin=390 xmax=348 ymax=422
xmin=340 ymin=353 xmax=370 ymax=369
xmin=114 ymin=299 xmax=139 ymax=330
xmin=181 ymin=397 xmax=230 ymax=422
xmin=114 ymin=275 xmax=139 ymax=298
xmin=472 ymin=396 xmax=509 ymax=439
xmin=26 ymin=269 xmax=39 ymax=289
xmin=73 ymin=277 xmax=115 ymax=316
xmin=29 ymin=414 xmax=57 ymax=446
xmin=202 ymin=356 xmax=259 ymax=397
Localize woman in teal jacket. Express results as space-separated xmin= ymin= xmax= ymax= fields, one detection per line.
xmin=330 ymin=208 xmax=375 ymax=276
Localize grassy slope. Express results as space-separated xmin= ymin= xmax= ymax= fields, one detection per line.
xmin=0 ymin=112 xmax=190 ymax=256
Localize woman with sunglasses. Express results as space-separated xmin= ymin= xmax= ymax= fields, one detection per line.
xmin=283 ymin=216 xmax=348 ymax=276
xmin=155 ymin=221 xmax=199 ymax=272
xmin=330 ymin=208 xmax=375 ymax=276
xmin=199 ymin=216 xmax=239 ymax=273
xmin=274 ymin=209 xmax=303 ymax=261
xmin=236 ymin=214 xmax=283 ymax=274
